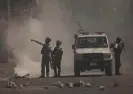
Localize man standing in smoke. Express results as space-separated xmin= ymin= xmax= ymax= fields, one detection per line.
xmin=31 ymin=37 xmax=52 ymax=78
xmin=111 ymin=37 xmax=125 ymax=75
xmin=52 ymin=40 xmax=63 ymax=77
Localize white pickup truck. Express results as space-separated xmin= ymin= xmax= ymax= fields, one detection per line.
xmin=72 ymin=32 xmax=113 ymax=76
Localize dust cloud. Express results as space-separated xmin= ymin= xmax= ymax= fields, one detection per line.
xmin=6 ymin=0 xmax=76 ymax=78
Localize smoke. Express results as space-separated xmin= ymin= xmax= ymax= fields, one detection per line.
xmin=6 ymin=0 xmax=76 ymax=78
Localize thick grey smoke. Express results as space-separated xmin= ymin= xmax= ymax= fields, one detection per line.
xmin=7 ymin=0 xmax=76 ymax=78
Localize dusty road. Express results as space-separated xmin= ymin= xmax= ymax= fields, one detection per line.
xmin=0 ymin=74 xmax=133 ymax=94
xmin=0 ymin=62 xmax=133 ymax=94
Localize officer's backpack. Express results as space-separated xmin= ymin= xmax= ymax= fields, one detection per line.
xmin=53 ymin=47 xmax=63 ymax=60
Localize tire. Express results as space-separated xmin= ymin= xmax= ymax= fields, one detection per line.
xmin=105 ymin=62 xmax=112 ymax=76
xmin=74 ymin=60 xmax=80 ymax=77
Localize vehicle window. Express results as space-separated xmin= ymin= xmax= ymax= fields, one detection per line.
xmin=77 ymin=37 xmax=108 ymax=48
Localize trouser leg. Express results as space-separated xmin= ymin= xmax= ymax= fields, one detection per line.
xmin=57 ymin=61 xmax=61 ymax=76
xmin=115 ymin=54 xmax=121 ymax=74
xmin=41 ymin=64 xmax=45 ymax=77
xmin=46 ymin=62 xmax=49 ymax=77
xmin=53 ymin=62 xmax=57 ymax=77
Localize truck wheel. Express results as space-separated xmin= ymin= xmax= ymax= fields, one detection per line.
xmin=74 ymin=60 xmax=80 ymax=77
xmin=105 ymin=62 xmax=112 ymax=76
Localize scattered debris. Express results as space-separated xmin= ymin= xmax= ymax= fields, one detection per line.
xmin=19 ymin=84 xmax=24 ymax=89
xmin=52 ymin=81 xmax=64 ymax=88
xmin=45 ymin=86 xmax=49 ymax=89
xmin=99 ymin=86 xmax=105 ymax=90
xmin=85 ymin=83 xmax=91 ymax=88
xmin=68 ymin=83 xmax=74 ymax=88
xmin=73 ymin=82 xmax=81 ymax=87
xmin=7 ymin=81 xmax=17 ymax=88
xmin=59 ymin=83 xmax=64 ymax=88
xmin=79 ymin=81 xmax=85 ymax=87
xmin=113 ymin=83 xmax=119 ymax=88
xmin=24 ymin=82 xmax=30 ymax=86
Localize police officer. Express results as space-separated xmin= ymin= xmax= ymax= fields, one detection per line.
xmin=52 ymin=40 xmax=63 ymax=77
xmin=113 ymin=37 xmax=125 ymax=75
xmin=40 ymin=37 xmax=52 ymax=78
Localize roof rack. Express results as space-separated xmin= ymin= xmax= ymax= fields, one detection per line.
xmin=94 ymin=32 xmax=105 ymax=34
xmin=79 ymin=32 xmax=89 ymax=35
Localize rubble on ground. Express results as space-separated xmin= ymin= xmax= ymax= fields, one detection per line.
xmin=65 ymin=82 xmax=73 ymax=88
xmin=113 ymin=83 xmax=119 ymax=88
xmin=45 ymin=86 xmax=49 ymax=89
xmin=24 ymin=82 xmax=31 ymax=87
xmin=19 ymin=84 xmax=24 ymax=89
xmin=73 ymin=82 xmax=80 ymax=87
xmin=79 ymin=80 xmax=85 ymax=87
xmin=52 ymin=81 xmax=64 ymax=88
xmin=7 ymin=81 xmax=17 ymax=88
xmin=85 ymin=83 xmax=91 ymax=88
xmin=99 ymin=86 xmax=105 ymax=90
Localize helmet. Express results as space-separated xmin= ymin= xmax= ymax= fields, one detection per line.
xmin=56 ymin=40 xmax=62 ymax=46
xmin=116 ymin=37 xmax=122 ymax=42
xmin=45 ymin=37 xmax=51 ymax=43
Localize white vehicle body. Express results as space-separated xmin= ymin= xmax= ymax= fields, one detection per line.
xmin=74 ymin=33 xmax=113 ymax=61
xmin=73 ymin=32 xmax=113 ymax=76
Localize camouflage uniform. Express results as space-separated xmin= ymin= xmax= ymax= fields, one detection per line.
xmin=40 ymin=37 xmax=52 ymax=77
xmin=52 ymin=40 xmax=63 ymax=77
xmin=113 ymin=37 xmax=124 ymax=75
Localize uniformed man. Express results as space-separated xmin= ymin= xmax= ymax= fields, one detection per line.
xmin=113 ymin=37 xmax=125 ymax=75
xmin=31 ymin=37 xmax=52 ymax=78
xmin=52 ymin=40 xmax=63 ymax=77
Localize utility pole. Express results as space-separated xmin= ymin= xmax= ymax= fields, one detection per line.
xmin=7 ymin=0 xmax=11 ymax=21
xmin=6 ymin=0 xmax=11 ymax=62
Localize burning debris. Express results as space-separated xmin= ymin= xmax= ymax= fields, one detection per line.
xmin=14 ymin=73 xmax=30 ymax=79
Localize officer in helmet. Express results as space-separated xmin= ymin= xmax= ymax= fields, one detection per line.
xmin=40 ymin=37 xmax=52 ymax=77
xmin=52 ymin=40 xmax=63 ymax=77
xmin=113 ymin=37 xmax=125 ymax=75
xmin=31 ymin=37 xmax=52 ymax=78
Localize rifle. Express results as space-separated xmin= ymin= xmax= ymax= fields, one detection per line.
xmin=50 ymin=59 xmax=53 ymax=70
xmin=31 ymin=39 xmax=44 ymax=46
xmin=121 ymin=42 xmax=125 ymax=52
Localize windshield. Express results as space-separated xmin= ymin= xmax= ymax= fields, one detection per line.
xmin=77 ymin=36 xmax=108 ymax=48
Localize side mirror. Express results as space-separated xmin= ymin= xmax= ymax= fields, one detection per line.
xmin=72 ymin=44 xmax=75 ymax=49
